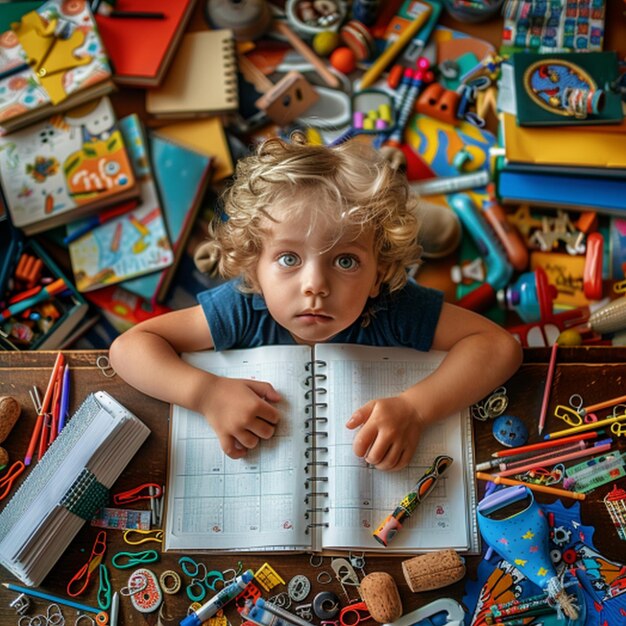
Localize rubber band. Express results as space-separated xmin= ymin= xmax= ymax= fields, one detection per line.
xmin=112 ymin=549 xmax=159 ymax=569
xmin=97 ymin=563 xmax=112 ymax=610
xmin=95 ymin=612 xmax=109 ymax=625
xmin=123 ymin=529 xmax=164 ymax=545
xmin=316 ymin=571 xmax=333 ymax=585
xmin=159 ymin=570 xmax=182 ymax=594
xmin=47 ymin=604 xmax=65 ymax=626
xmin=178 ymin=556 xmax=205 ymax=578
xmin=120 ymin=572 xmax=148 ymax=597
xmin=95 ymin=355 xmax=115 ymax=378
xmin=186 ymin=579 xmax=207 ymax=603
xmin=75 ymin=616 xmax=95 ymax=626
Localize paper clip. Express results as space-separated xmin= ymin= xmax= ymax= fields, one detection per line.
xmin=111 ymin=549 xmax=159 ymax=570
xmin=554 ymin=404 xmax=584 ymax=427
xmin=339 ymin=601 xmax=371 ymax=626
xmin=67 ymin=531 xmax=107 ymax=597
xmin=123 ymin=529 xmax=164 ymax=545
xmin=0 ymin=461 xmax=26 ymax=501
xmin=113 ymin=482 xmax=163 ymax=505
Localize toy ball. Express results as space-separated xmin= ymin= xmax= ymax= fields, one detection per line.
xmin=557 ymin=329 xmax=583 ymax=346
xmin=330 ymin=46 xmax=357 ymax=74
xmin=313 ymin=30 xmax=341 ymax=57
xmin=492 ymin=414 xmax=528 ymax=448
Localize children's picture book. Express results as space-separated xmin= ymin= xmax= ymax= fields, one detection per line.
xmin=0 ymin=0 xmax=114 ymax=134
xmin=511 ymin=51 xmax=623 ymax=126
xmin=67 ymin=114 xmax=174 ymax=292
xmin=0 ymin=97 xmax=139 ymax=235
xmin=165 ymin=344 xmax=479 ymax=554
xmin=94 ymin=0 xmax=197 ymax=87
xmin=145 ymin=30 xmax=239 ymax=119
xmin=121 ymin=133 xmax=212 ymax=303
xmin=0 ymin=391 xmax=150 ymax=586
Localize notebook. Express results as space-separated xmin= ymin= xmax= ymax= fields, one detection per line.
xmin=0 ymin=391 xmax=150 ymax=586
xmin=164 ymin=344 xmax=479 ymax=554
xmin=94 ymin=0 xmax=197 ymax=87
xmin=145 ymin=30 xmax=239 ymax=119
xmin=121 ymin=133 xmax=213 ymax=303
xmin=67 ymin=114 xmax=174 ymax=292
xmin=0 ymin=97 xmax=139 ymax=235
xmin=0 ymin=0 xmax=114 ymax=135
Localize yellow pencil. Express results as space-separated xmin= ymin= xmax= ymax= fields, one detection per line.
xmin=544 ymin=411 xmax=626 ymax=440
xmin=476 ymin=472 xmax=586 ymax=501
xmin=359 ymin=6 xmax=433 ymax=90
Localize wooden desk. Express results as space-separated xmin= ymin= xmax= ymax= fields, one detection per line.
xmin=1 ymin=348 xmax=626 ymax=624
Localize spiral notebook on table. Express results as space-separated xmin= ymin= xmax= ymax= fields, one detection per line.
xmin=0 ymin=392 xmax=150 ymax=586
xmin=164 ymin=344 xmax=479 ymax=554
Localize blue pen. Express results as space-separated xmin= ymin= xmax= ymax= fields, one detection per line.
xmin=58 ymin=363 xmax=70 ymax=434
xmin=180 ymin=570 xmax=254 ymax=626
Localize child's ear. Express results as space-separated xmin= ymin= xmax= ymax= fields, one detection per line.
xmin=369 ymin=267 xmax=387 ymax=298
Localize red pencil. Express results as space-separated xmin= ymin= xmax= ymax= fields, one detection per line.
xmin=538 ymin=342 xmax=558 ymax=435
xmin=24 ymin=352 xmax=64 ymax=466
xmin=491 ymin=430 xmax=600 ymax=458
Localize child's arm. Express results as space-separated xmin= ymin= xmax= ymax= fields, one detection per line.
xmin=109 ymin=305 xmax=281 ymax=458
xmin=347 ymin=303 xmax=523 ymax=471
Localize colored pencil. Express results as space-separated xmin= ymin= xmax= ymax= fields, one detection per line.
xmin=476 ymin=472 xmax=586 ymax=500
xmin=63 ymin=199 xmax=139 ymax=244
xmin=538 ymin=342 xmax=558 ymax=435
xmin=58 ymin=363 xmax=70 ymax=434
xmin=491 ymin=430 xmax=600 ymax=457
xmin=2 ymin=582 xmax=100 ymax=614
xmin=544 ymin=412 xmax=626 ymax=440
xmin=24 ymin=352 xmax=64 ymax=466
xmin=580 ymin=392 xmax=626 ymax=416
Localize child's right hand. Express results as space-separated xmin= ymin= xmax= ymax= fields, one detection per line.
xmin=201 ymin=376 xmax=281 ymax=459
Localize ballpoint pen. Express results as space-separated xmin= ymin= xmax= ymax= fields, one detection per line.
xmin=181 ymin=570 xmax=254 ymax=626
xmin=373 ymin=454 xmax=453 ymax=546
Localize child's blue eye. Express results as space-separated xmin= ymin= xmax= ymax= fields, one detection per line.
xmin=278 ymin=253 xmax=300 ymax=267
xmin=335 ymin=255 xmax=358 ymax=270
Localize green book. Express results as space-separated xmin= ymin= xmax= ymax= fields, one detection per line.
xmin=512 ymin=51 xmax=623 ymax=127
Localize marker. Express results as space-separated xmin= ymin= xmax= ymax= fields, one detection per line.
xmin=373 ymin=454 xmax=452 ymax=546
xmin=181 ymin=570 xmax=254 ymax=626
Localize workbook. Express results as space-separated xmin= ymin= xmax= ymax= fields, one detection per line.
xmin=164 ymin=344 xmax=479 ymax=554
xmin=0 ymin=391 xmax=150 ymax=586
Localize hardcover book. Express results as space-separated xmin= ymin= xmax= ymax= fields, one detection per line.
xmin=165 ymin=344 xmax=479 ymax=554
xmin=0 ymin=0 xmax=114 ymax=134
xmin=67 ymin=114 xmax=174 ymax=292
xmin=94 ymin=0 xmax=197 ymax=87
xmin=0 ymin=97 xmax=139 ymax=235
xmin=511 ymin=51 xmax=623 ymax=127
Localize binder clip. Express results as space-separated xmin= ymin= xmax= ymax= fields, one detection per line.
xmin=385 ymin=598 xmax=464 ymax=626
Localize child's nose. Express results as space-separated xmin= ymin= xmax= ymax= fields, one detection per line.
xmin=302 ymin=263 xmax=329 ymax=297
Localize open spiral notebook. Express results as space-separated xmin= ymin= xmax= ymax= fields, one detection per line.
xmin=164 ymin=344 xmax=479 ymax=554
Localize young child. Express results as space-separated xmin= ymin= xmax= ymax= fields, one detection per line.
xmin=110 ymin=134 xmax=522 ymax=471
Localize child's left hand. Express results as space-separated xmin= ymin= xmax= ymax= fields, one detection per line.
xmin=346 ymin=395 xmax=424 ymax=471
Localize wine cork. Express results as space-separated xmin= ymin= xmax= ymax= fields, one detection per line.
xmin=0 ymin=396 xmax=21 ymax=443
xmin=402 ymin=549 xmax=466 ymax=592
xmin=359 ymin=571 xmax=402 ymax=623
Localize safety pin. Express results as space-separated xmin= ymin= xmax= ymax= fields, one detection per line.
xmin=339 ymin=601 xmax=371 ymax=626
xmin=67 ymin=531 xmax=107 ymax=597
xmin=123 ymin=529 xmax=163 ymax=545
xmin=113 ymin=482 xmax=162 ymax=505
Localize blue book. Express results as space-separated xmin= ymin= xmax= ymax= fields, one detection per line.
xmin=497 ymin=169 xmax=626 ymax=215
xmin=122 ymin=133 xmax=213 ymax=303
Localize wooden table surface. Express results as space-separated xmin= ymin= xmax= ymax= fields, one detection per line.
xmin=1 ymin=347 xmax=626 ymax=624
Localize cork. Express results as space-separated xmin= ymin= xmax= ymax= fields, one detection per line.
xmin=0 ymin=396 xmax=21 ymax=443
xmin=359 ymin=571 xmax=403 ymax=623
xmin=401 ymin=549 xmax=466 ymax=592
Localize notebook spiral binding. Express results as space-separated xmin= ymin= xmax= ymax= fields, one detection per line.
xmin=304 ymin=359 xmax=330 ymax=533
xmin=223 ymin=36 xmax=238 ymax=104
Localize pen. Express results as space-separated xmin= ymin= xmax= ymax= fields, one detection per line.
xmin=24 ymin=351 xmax=65 ymax=466
xmin=359 ymin=7 xmax=433 ymax=89
xmin=63 ymin=199 xmax=139 ymax=244
xmin=256 ymin=599 xmax=314 ymax=626
xmin=476 ymin=472 xmax=586 ymax=501
xmin=2 ymin=582 xmax=102 ymax=614
xmin=109 ymin=591 xmax=119 ymax=626
xmin=181 ymin=569 xmax=254 ymax=626
xmin=1 ymin=278 xmax=67 ymax=320
xmin=0 ymin=62 xmax=31 ymax=82
xmin=373 ymin=454 xmax=452 ymax=546
xmin=58 ymin=363 xmax=70 ymax=433
xmin=538 ymin=342 xmax=558 ymax=435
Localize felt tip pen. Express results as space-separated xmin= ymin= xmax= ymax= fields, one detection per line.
xmin=180 ymin=570 xmax=254 ymax=626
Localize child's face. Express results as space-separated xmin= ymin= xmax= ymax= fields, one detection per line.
xmin=254 ymin=208 xmax=382 ymax=345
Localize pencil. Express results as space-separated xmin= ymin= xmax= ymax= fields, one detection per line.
xmin=0 ymin=62 xmax=31 ymax=82
xmin=544 ymin=412 xmax=626 ymax=440
xmin=538 ymin=342 xmax=558 ymax=435
xmin=24 ymin=352 xmax=64 ymax=466
xmin=2 ymin=582 xmax=100 ymax=614
xmin=476 ymin=472 xmax=586 ymax=500
xmin=491 ymin=430 xmax=600 ymax=458
xmin=359 ymin=6 xmax=432 ymax=89
xmin=580 ymin=392 xmax=626 ymax=416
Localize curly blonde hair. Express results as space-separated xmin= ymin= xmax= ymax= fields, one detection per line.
xmin=197 ymin=134 xmax=422 ymax=295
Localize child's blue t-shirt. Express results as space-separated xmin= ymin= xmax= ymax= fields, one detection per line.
xmin=198 ymin=278 xmax=444 ymax=352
